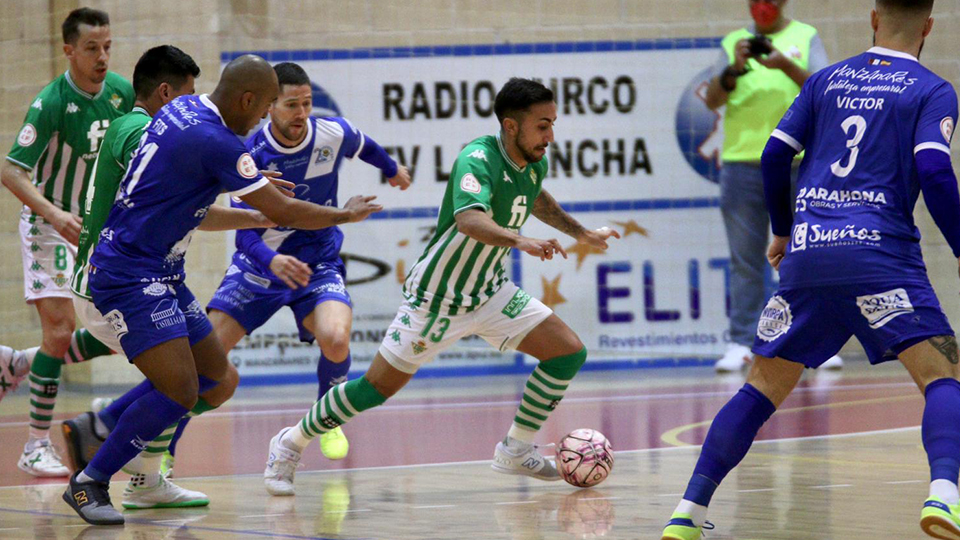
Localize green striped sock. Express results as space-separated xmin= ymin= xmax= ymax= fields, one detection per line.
xmin=298 ymin=377 xmax=387 ymax=440
xmin=510 ymin=347 xmax=587 ymax=443
xmin=64 ymin=329 xmax=112 ymax=364
xmin=28 ymin=351 xmax=63 ymax=440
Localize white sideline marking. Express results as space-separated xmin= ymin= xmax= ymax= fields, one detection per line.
xmin=811 ymin=484 xmax=853 ymax=489
xmin=413 ymin=505 xmax=457 ymax=509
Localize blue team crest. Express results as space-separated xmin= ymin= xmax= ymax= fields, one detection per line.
xmin=675 ymin=66 xmax=724 ymax=184
xmin=311 ymin=83 xmax=341 ymax=117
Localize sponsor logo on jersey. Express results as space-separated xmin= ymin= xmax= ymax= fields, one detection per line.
xmin=795 ymin=187 xmax=887 ymax=211
xmin=389 ymin=329 xmax=401 ymax=343
xmin=151 ymin=299 xmax=185 ymax=329
xmin=312 ymin=280 xmax=347 ymax=297
xmin=468 ymin=149 xmax=488 ymax=161
xmin=503 ymin=172 xmax=512 ymax=184
xmin=791 ymin=222 xmax=881 ymax=251
xmin=110 ymin=93 xmax=122 ymax=109
xmin=194 ymin=205 xmax=211 ymax=219
xmin=142 ymin=282 xmax=171 ymax=297
xmin=65 ymin=103 xmax=79 ymax=114
xmin=31 ymin=98 xmax=42 ymax=111
xmin=17 ymin=124 xmax=37 ymax=147
xmin=104 ymin=309 xmax=129 ymax=339
xmin=31 ymin=280 xmax=45 ymax=291
xmin=460 ymin=173 xmax=482 ymax=194
xmin=225 ymin=264 xmax=241 ymax=276
xmin=942 ymin=117 xmax=955 ymax=144
xmin=502 ymin=289 xmax=532 ymax=319
xmin=54 ymin=273 xmax=67 ymax=287
xmin=237 ymin=153 xmax=258 ymax=179
xmin=857 ymin=288 xmax=914 ymax=329
xmin=757 ymin=295 xmax=792 ymax=342
xmin=313 ymin=145 xmax=334 ymax=164
xmin=183 ymin=299 xmax=205 ymax=319
xmin=243 ymin=272 xmax=272 ymax=289
xmin=412 ymin=340 xmax=428 ymax=355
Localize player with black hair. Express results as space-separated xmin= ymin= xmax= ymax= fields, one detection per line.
xmin=262 ymin=77 xmax=620 ymax=496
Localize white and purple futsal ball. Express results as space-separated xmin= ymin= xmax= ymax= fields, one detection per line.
xmin=556 ymin=429 xmax=613 ymax=488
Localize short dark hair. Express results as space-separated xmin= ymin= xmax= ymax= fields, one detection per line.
xmin=274 ymin=62 xmax=310 ymax=90
xmin=876 ymin=0 xmax=935 ymax=12
xmin=132 ymin=45 xmax=201 ymax=99
xmin=494 ymin=78 xmax=555 ymax=124
xmin=62 ymin=7 xmax=109 ymax=45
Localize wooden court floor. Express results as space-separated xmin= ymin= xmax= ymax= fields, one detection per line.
xmin=0 ymin=361 xmax=939 ymax=539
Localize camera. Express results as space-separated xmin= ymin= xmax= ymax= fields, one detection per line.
xmin=747 ymin=35 xmax=773 ymax=56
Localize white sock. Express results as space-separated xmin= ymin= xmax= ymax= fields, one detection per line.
xmin=24 ymin=437 xmax=48 ymax=453
xmin=281 ymin=426 xmax=310 ymax=452
xmin=504 ymin=435 xmax=533 ymax=453
xmin=675 ymin=499 xmax=708 ymax=528
xmin=507 ymin=425 xmax=536 ymax=445
xmin=931 ymin=479 xmax=960 ymax=505
xmin=76 ymin=471 xmax=95 ymax=483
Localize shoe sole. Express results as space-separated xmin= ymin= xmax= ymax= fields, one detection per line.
xmin=61 ymin=490 xmax=124 ymax=525
xmin=922 ymin=515 xmax=960 ymax=540
xmin=490 ymin=462 xmax=562 ymax=482
xmin=122 ymin=498 xmax=210 ymax=509
xmin=18 ymin=459 xmax=69 ymax=478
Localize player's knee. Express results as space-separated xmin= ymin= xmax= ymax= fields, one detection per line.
xmin=206 ymin=363 xmax=240 ymax=406
xmin=164 ymin=377 xmax=199 ymax=410
xmin=320 ymin=329 xmax=351 ymax=362
xmin=42 ymin=322 xmax=75 ymax=358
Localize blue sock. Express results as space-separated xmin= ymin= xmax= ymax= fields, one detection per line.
xmin=168 ymin=416 xmax=191 ymax=456
xmin=317 ymin=352 xmax=351 ymax=400
xmin=84 ymin=390 xmax=189 ymax=482
xmin=682 ymin=384 xmax=776 ymax=506
xmin=98 ymin=379 xmax=154 ymax=431
xmin=923 ymin=378 xmax=960 ymax=484
xmin=197 ymin=374 xmax=218 ymax=394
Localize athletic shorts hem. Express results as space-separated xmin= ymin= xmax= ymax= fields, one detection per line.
xmin=378 ymin=345 xmax=420 ymax=375
xmin=879 ymin=330 xmax=955 ymax=364
xmin=121 ymin=331 xmax=190 ymax=363
xmin=499 ymin=309 xmax=552 ymax=352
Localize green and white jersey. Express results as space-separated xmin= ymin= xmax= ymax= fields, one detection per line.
xmin=6 ymin=70 xmax=134 ymax=221
xmin=71 ymin=107 xmax=150 ymax=299
xmin=403 ymin=133 xmax=547 ymax=315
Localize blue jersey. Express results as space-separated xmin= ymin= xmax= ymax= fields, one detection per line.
xmin=234 ymin=116 xmax=365 ymax=274
xmin=92 ymin=95 xmax=268 ymax=280
xmin=772 ymin=47 xmax=958 ymax=288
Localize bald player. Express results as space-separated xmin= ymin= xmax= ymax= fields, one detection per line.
xmin=62 ymin=55 xmax=382 ymax=526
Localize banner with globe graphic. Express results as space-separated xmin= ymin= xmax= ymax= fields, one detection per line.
xmin=222 ymin=39 xmax=743 ymax=382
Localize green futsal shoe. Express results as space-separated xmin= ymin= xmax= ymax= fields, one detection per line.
xmin=661 ymin=512 xmax=714 ymax=540
xmin=921 ymin=496 xmax=960 ymax=539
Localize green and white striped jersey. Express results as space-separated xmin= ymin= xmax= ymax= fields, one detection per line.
xmin=403 ymin=133 xmax=547 ymax=315
xmin=5 ymin=70 xmax=134 ymax=221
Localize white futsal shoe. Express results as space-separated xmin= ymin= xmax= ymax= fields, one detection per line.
xmin=19 ymin=440 xmax=70 ymax=477
xmin=122 ymin=475 xmax=209 ymax=509
xmin=0 ymin=346 xmax=36 ymax=402
xmin=265 ymin=427 xmax=302 ymax=496
xmin=492 ymin=440 xmax=562 ymax=481
xmin=821 ymin=355 xmax=844 ymax=370
xmin=715 ymin=344 xmax=752 ymax=373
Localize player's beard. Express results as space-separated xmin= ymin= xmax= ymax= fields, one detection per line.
xmin=278 ymin=121 xmax=307 ymax=145
xmin=514 ymin=131 xmax=547 ymax=164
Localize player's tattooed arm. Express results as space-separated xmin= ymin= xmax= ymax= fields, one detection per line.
xmin=532 ymin=189 xmax=587 ymax=238
xmin=928 ymin=336 xmax=960 ymax=365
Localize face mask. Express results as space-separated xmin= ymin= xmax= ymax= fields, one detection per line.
xmin=751 ymin=1 xmax=780 ymax=28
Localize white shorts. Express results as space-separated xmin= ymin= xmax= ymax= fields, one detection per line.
xmin=20 ymin=217 xmax=77 ymax=302
xmin=378 ymin=281 xmax=553 ymax=374
xmin=73 ymin=294 xmax=123 ymax=353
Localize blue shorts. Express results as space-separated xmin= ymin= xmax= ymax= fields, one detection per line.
xmin=206 ymin=258 xmax=352 ymax=343
xmin=752 ymin=280 xmax=954 ymax=368
xmin=88 ymin=267 xmax=214 ymax=361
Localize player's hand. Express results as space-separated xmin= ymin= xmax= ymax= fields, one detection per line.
xmin=388 ymin=166 xmax=412 ymax=191
xmin=577 ymin=226 xmax=622 ymax=251
xmin=755 ymin=46 xmax=791 ymax=71
xmin=517 ymin=237 xmax=568 ymax=261
xmin=51 ymin=210 xmax=82 ymax=246
xmin=269 ymin=254 xmax=312 ymax=289
xmin=344 ymin=195 xmax=383 ymax=222
xmin=733 ymin=39 xmax=752 ymax=71
xmin=261 ymin=170 xmax=295 ymax=198
xmin=767 ymin=235 xmax=790 ymax=271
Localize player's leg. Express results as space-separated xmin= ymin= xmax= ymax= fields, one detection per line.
xmin=898 ymin=337 xmax=960 ymax=538
xmin=302 ymin=298 xmax=354 ymax=460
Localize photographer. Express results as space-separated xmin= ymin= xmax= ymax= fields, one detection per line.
xmin=705 ymin=0 xmax=834 ymax=372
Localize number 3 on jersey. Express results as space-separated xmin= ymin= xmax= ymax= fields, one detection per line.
xmin=831 ymin=115 xmax=867 ymax=178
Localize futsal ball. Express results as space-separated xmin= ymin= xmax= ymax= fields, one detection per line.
xmin=556 ymin=429 xmax=613 ymax=488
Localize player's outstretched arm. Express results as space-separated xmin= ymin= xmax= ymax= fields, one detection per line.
xmin=239 ymin=183 xmax=382 ymax=230
xmin=197 ymin=206 xmax=274 ymax=231
xmin=1 ymin=162 xmax=81 ymax=245
xmin=455 ymin=208 xmax=566 ymax=261
xmin=532 ymin=189 xmax=620 ymax=250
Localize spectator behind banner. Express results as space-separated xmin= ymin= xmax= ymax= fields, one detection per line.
xmin=704 ymin=0 xmax=836 ymax=373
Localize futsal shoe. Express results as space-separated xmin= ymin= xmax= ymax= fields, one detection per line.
xmin=921 ymin=496 xmax=960 ymax=539
xmin=122 ymin=476 xmax=209 ymax=509
xmin=821 ymin=355 xmax=844 ymax=370
xmin=714 ymin=344 xmax=751 ymax=373
xmin=62 ymin=412 xmax=106 ymax=472
xmin=491 ymin=440 xmax=562 ymax=481
xmin=320 ymin=426 xmax=349 ymax=460
xmin=19 ymin=439 xmax=70 ymax=477
xmin=62 ymin=471 xmax=124 ymax=525
xmin=0 ymin=345 xmax=35 ymax=402
xmin=661 ymin=512 xmax=714 ymax=540
xmin=264 ymin=427 xmax=302 ymax=496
